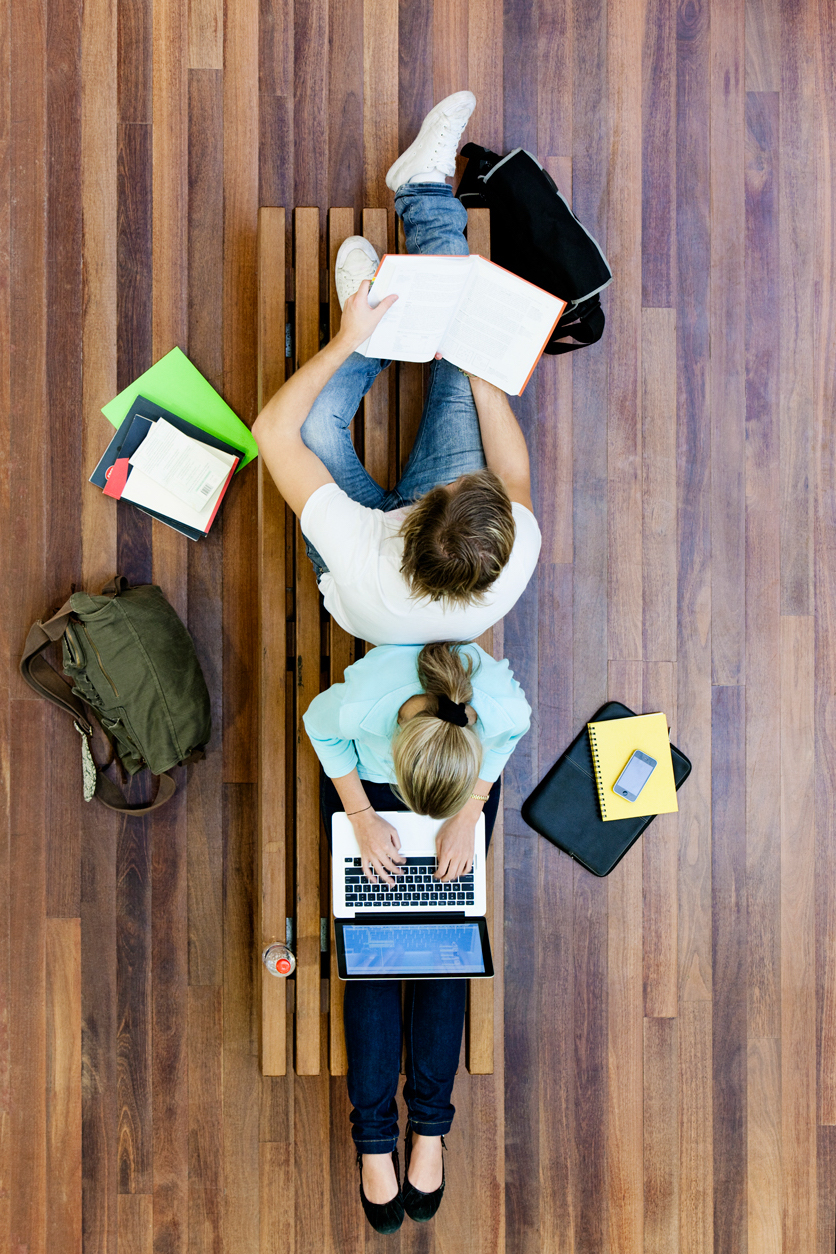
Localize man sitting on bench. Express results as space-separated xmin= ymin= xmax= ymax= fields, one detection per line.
xmin=253 ymin=91 xmax=541 ymax=645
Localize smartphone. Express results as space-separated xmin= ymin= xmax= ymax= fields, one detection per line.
xmin=613 ymin=750 xmax=657 ymax=802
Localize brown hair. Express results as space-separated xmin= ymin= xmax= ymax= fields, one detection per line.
xmin=391 ymin=643 xmax=483 ymax=819
xmin=399 ymin=469 xmax=516 ymax=607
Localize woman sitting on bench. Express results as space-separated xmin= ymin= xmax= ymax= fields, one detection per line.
xmin=304 ymin=639 xmax=530 ymax=1233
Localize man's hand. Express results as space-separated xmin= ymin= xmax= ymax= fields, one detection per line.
xmin=434 ymin=809 xmax=479 ymax=882
xmin=350 ymin=808 xmax=406 ymax=887
xmin=336 ymin=281 xmax=399 ymax=353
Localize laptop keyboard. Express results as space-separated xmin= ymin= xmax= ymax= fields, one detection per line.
xmin=343 ymin=856 xmax=475 ymax=910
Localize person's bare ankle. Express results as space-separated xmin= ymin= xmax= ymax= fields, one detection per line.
xmin=407 ymin=1133 xmax=443 ymax=1192
xmin=361 ymin=1152 xmax=398 ymax=1205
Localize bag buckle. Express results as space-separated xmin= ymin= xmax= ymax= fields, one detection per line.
xmin=73 ymin=721 xmax=97 ymax=803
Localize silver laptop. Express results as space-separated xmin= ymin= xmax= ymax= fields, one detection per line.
xmin=331 ymin=811 xmax=494 ymax=981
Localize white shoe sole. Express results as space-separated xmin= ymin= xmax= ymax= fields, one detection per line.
xmin=385 ymin=90 xmax=476 ymax=192
xmin=335 ymin=235 xmax=381 ymax=309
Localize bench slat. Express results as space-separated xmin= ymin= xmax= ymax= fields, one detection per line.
xmin=465 ymin=208 xmax=497 ymax=1073
xmin=362 ymin=208 xmax=394 ymax=489
xmin=257 ymin=207 xmax=288 ymax=1076
xmin=326 ymin=207 xmax=356 ymax=1076
xmin=293 ymin=207 xmax=325 ymax=1076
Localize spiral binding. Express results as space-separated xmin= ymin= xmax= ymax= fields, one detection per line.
xmin=587 ymin=724 xmax=609 ymax=819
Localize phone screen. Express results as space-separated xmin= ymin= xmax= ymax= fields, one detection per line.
xmin=615 ymin=753 xmax=655 ymax=799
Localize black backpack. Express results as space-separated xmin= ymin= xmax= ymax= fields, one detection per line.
xmin=457 ymin=144 xmax=612 ymax=355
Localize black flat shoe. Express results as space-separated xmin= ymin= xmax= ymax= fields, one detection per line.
xmin=402 ymin=1125 xmax=446 ymax=1223
xmin=357 ymin=1148 xmax=405 ymax=1235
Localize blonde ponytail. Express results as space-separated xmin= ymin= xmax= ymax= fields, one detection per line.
xmin=392 ymin=643 xmax=483 ymax=819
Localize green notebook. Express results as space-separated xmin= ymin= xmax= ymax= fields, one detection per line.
xmin=102 ymin=347 xmax=258 ymax=470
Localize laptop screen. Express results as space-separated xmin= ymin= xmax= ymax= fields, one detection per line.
xmin=341 ymin=921 xmax=487 ymax=976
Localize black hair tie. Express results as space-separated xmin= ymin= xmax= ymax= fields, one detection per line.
xmin=436 ymin=693 xmax=469 ymax=727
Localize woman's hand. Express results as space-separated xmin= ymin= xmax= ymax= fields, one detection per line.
xmin=350 ymin=808 xmax=406 ymax=887
xmin=336 ymin=281 xmax=398 ymax=352
xmin=434 ymin=810 xmax=479 ymax=882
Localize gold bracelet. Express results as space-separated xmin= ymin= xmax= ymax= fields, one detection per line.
xmin=470 ymin=792 xmax=490 ymax=802
xmin=345 ymin=804 xmax=372 ymax=816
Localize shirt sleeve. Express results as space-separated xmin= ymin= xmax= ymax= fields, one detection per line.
xmin=300 ymin=483 xmax=383 ymax=583
xmin=302 ymin=682 xmax=359 ymax=779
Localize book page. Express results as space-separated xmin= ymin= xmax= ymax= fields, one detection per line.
xmin=359 ymin=255 xmax=472 ymax=362
xmin=122 ymin=456 xmax=234 ymax=532
xmin=128 ymin=417 xmax=235 ymax=511
xmin=439 ymin=258 xmax=566 ymax=394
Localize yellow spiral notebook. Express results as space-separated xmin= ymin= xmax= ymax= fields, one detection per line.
xmin=587 ymin=712 xmax=678 ymax=822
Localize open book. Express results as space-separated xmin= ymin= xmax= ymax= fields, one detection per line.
xmin=359 ymin=254 xmax=566 ymax=395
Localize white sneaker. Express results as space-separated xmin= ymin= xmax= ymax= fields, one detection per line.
xmin=385 ymin=91 xmax=477 ymax=192
xmin=334 ymin=236 xmax=381 ymax=309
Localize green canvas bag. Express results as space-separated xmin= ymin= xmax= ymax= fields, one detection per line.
xmin=20 ymin=576 xmax=211 ymax=814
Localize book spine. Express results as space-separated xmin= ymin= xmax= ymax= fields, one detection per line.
xmin=587 ymin=725 xmax=608 ymax=820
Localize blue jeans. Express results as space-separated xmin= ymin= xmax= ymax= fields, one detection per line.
xmin=301 ymin=184 xmax=486 ymax=577
xmin=322 ymin=774 xmax=501 ymax=1153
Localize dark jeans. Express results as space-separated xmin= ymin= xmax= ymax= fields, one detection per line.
xmin=321 ymin=773 xmax=500 ymax=1152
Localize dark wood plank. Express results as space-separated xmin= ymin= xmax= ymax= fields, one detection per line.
xmin=607 ymin=0 xmax=643 ymax=667
xmin=605 ymin=661 xmax=643 ymax=1254
xmin=187 ymin=986 xmax=223 ymax=1253
xmin=8 ymin=712 xmax=48 ymax=1235
xmin=117 ymin=0 xmax=151 ymax=124
xmin=641 ymin=309 xmax=677 ymax=664
xmin=9 ymin=0 xmax=48 ymax=701
xmin=573 ymin=865 xmax=608 ymax=1254
xmin=709 ymin=0 xmax=746 ymax=686
xmin=328 ymin=0 xmax=363 ymax=211
xmin=116 ymin=119 xmax=153 ymax=587
xmin=781 ymin=616 xmax=816 ymax=1249
xmin=81 ymin=804 xmax=118 ymax=1254
xmin=711 ymin=684 xmax=747 ymax=1254
xmin=259 ymin=0 xmax=293 ymax=212
xmin=744 ymin=89 xmax=781 ymax=1043
xmin=641 ymin=0 xmax=676 ymax=307
xmin=116 ymin=814 xmax=152 ymax=1194
xmin=816 ymin=0 xmax=836 ymax=1136
xmin=46 ymin=917 xmax=82 ymax=1254
xmin=778 ymin=0 xmax=816 ymax=616
xmin=1 ymin=31 xmax=12 ymax=1241
xmin=816 ymin=1126 xmax=836 ymax=1254
xmin=80 ymin=0 xmax=118 ymax=592
xmin=643 ymin=1017 xmax=678 ymax=1254
xmin=221 ymin=785 xmax=261 ymax=1251
xmin=570 ymin=0 xmax=608 ymax=729
xmin=222 ymin=0 xmax=259 ymax=784
xmin=364 ymin=0 xmax=398 ymax=219
xmin=675 ymin=0 xmax=713 ymax=1024
xmin=468 ymin=0 xmax=503 ymax=152
xmin=642 ymin=661 xmax=678 ymax=1019
xmin=433 ymin=0 xmax=467 ymax=107
xmin=294 ymin=0 xmax=327 ymax=215
xmin=151 ymin=790 xmax=189 ymax=1254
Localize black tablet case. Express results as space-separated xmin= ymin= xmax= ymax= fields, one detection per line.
xmin=521 ymin=701 xmax=692 ymax=877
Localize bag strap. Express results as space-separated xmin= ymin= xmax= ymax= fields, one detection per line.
xmin=19 ymin=586 xmax=178 ymax=815
xmin=547 ymin=299 xmax=606 ymax=355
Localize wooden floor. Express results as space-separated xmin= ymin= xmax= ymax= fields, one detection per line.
xmin=2 ymin=0 xmax=836 ymax=1250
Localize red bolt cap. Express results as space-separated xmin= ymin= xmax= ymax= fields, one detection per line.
xmin=277 ymin=958 xmax=292 ymax=973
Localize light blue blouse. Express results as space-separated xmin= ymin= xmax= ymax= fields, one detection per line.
xmin=302 ymin=643 xmax=531 ymax=785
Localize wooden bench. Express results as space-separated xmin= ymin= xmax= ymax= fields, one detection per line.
xmin=257 ymin=205 xmax=504 ymax=1077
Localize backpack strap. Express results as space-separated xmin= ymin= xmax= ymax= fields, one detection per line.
xmin=20 ymin=594 xmax=178 ymax=815
xmin=547 ymin=298 xmax=606 ymax=355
